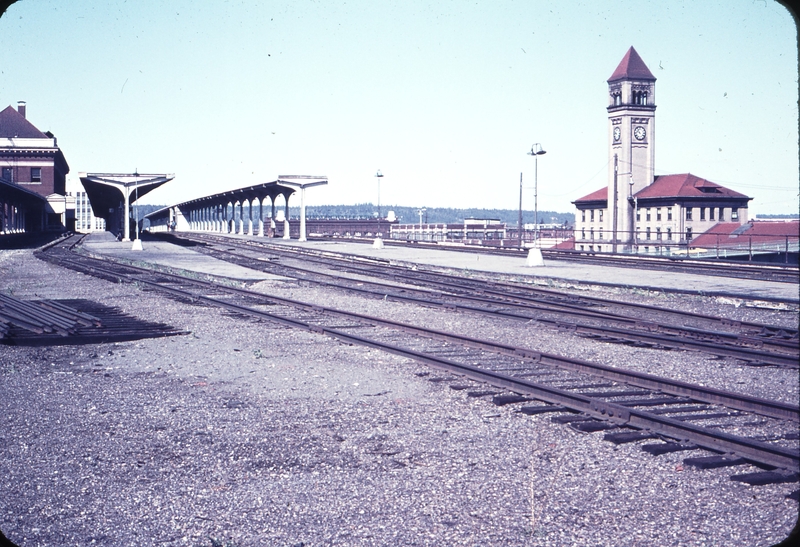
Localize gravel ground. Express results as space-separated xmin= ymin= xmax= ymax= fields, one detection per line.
xmin=1 ymin=245 xmax=798 ymax=547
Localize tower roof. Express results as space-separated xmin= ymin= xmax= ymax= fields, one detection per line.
xmin=608 ymin=46 xmax=656 ymax=82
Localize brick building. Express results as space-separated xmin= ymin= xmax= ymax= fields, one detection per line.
xmin=572 ymin=47 xmax=752 ymax=254
xmin=0 ymin=101 xmax=71 ymax=229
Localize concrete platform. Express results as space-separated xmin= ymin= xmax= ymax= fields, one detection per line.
xmin=81 ymin=232 xmax=279 ymax=282
xmin=84 ymin=232 xmax=798 ymax=302
xmin=272 ymin=238 xmax=799 ymax=302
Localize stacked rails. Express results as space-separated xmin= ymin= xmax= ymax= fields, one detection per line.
xmin=0 ymin=294 xmax=187 ymax=346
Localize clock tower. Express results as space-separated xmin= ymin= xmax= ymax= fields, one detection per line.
xmin=607 ymin=46 xmax=656 ymax=249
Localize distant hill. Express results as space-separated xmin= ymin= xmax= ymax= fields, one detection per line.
xmin=298 ymin=204 xmax=574 ymax=226
xmin=133 ymin=204 xmax=167 ymax=221
xmin=138 ymin=203 xmax=575 ymax=227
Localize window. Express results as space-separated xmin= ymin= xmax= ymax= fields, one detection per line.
xmin=731 ymin=208 xmax=739 ymax=220
xmin=590 ymin=210 xmax=595 ymax=222
xmin=580 ymin=245 xmax=584 ymax=251
xmin=686 ymin=227 xmax=692 ymax=241
xmin=581 ymin=210 xmax=586 ymax=222
xmin=1 ymin=167 xmax=11 ymax=182
xmin=656 ymin=208 xmax=662 ymax=221
xmin=599 ymin=230 xmax=604 ymax=240
xmin=667 ymin=228 xmax=672 ymax=240
xmin=685 ymin=208 xmax=693 ymax=221
xmin=599 ymin=210 xmax=603 ymax=222
xmin=581 ymin=229 xmax=586 ymax=239
xmin=646 ymin=208 xmax=651 ymax=221
xmin=646 ymin=227 xmax=651 ymax=240
xmin=656 ymin=227 xmax=661 ymax=240
xmin=710 ymin=207 xmax=715 ymax=221
xmin=700 ymin=208 xmax=706 ymax=221
xmin=636 ymin=209 xmax=641 ymax=221
xmin=667 ymin=208 xmax=673 ymax=221
xmin=718 ymin=207 xmax=724 ymax=221
xmin=31 ymin=167 xmax=41 ymax=182
xmin=590 ymin=229 xmax=594 ymax=240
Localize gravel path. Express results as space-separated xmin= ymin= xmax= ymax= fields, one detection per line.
xmin=0 ymin=246 xmax=797 ymax=547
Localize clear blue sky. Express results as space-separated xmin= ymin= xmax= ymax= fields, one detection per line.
xmin=1 ymin=0 xmax=797 ymax=216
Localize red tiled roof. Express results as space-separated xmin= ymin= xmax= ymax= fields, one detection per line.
xmin=634 ymin=174 xmax=750 ymax=200
xmin=573 ymin=186 xmax=607 ymax=204
xmin=746 ymin=220 xmax=800 ymax=237
xmin=0 ymin=105 xmax=48 ymax=139
xmin=690 ymin=220 xmax=799 ymax=247
xmin=552 ymin=237 xmax=575 ymax=250
xmin=608 ymin=46 xmax=656 ymax=82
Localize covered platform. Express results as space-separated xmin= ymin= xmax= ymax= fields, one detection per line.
xmin=0 ymin=178 xmax=47 ymax=236
xmin=145 ymin=176 xmax=327 ymax=241
xmin=79 ymin=172 xmax=174 ymax=241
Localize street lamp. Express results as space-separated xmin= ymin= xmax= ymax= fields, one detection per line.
xmin=375 ymin=169 xmax=383 ymax=219
xmin=527 ymin=143 xmax=546 ymax=244
xmin=417 ymin=207 xmax=426 ymax=240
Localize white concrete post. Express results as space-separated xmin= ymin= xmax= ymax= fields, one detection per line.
xmin=299 ymin=187 xmax=307 ymax=242
xmin=283 ymin=197 xmax=291 ymax=239
xmin=258 ymin=199 xmax=264 ymax=236
xmin=122 ymin=186 xmax=131 ymax=241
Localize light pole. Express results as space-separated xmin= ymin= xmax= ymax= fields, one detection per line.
xmin=417 ymin=207 xmax=426 ymax=240
xmin=527 ymin=143 xmax=546 ymax=244
xmin=375 ymin=170 xmax=383 ymax=219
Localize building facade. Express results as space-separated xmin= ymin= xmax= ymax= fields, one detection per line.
xmin=0 ymin=101 xmax=71 ymax=230
xmin=66 ymin=177 xmax=106 ymax=233
xmin=572 ymin=47 xmax=752 ymax=254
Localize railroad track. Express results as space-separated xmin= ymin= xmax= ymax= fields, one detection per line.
xmin=313 ymin=235 xmax=800 ymax=284
xmin=35 ymin=234 xmax=800 ymax=486
xmin=166 ymin=232 xmax=800 ymax=369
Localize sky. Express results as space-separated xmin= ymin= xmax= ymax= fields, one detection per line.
xmin=1 ymin=0 xmax=798 ymax=216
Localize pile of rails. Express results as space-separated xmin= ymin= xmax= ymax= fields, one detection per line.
xmin=0 ymin=293 xmax=186 ymax=346
xmin=0 ymin=293 xmax=101 ymax=340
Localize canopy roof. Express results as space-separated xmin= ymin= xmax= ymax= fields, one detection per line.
xmin=79 ymin=173 xmax=174 ymax=218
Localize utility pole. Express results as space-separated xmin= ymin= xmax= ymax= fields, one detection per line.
xmin=518 ymin=172 xmax=523 ymax=248
xmin=612 ymin=154 xmax=618 ymax=253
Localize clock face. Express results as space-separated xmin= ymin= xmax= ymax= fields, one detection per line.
xmin=634 ymin=126 xmax=646 ymax=141
xmin=613 ymin=127 xmax=621 ymax=142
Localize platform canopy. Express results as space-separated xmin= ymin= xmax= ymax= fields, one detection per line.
xmin=277 ymin=175 xmax=328 ymax=242
xmin=79 ymin=172 xmax=174 ymax=240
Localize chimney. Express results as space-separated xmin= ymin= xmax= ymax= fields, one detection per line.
xmin=17 ymin=101 xmax=26 ymax=118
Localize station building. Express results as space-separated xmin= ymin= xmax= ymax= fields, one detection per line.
xmin=0 ymin=101 xmax=71 ymax=233
xmin=572 ymin=47 xmax=754 ymax=255
xmin=66 ymin=177 xmax=106 ymax=233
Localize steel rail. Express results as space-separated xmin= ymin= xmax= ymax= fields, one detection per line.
xmin=90 ymin=265 xmax=800 ymax=471
xmin=38 ymin=238 xmax=799 ymax=472
xmin=174 ymin=235 xmax=800 ymax=366
xmin=313 ymin=234 xmax=800 ymax=284
xmin=47 ymin=248 xmax=798 ymax=423
xmin=181 ymin=233 xmax=799 ymax=335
